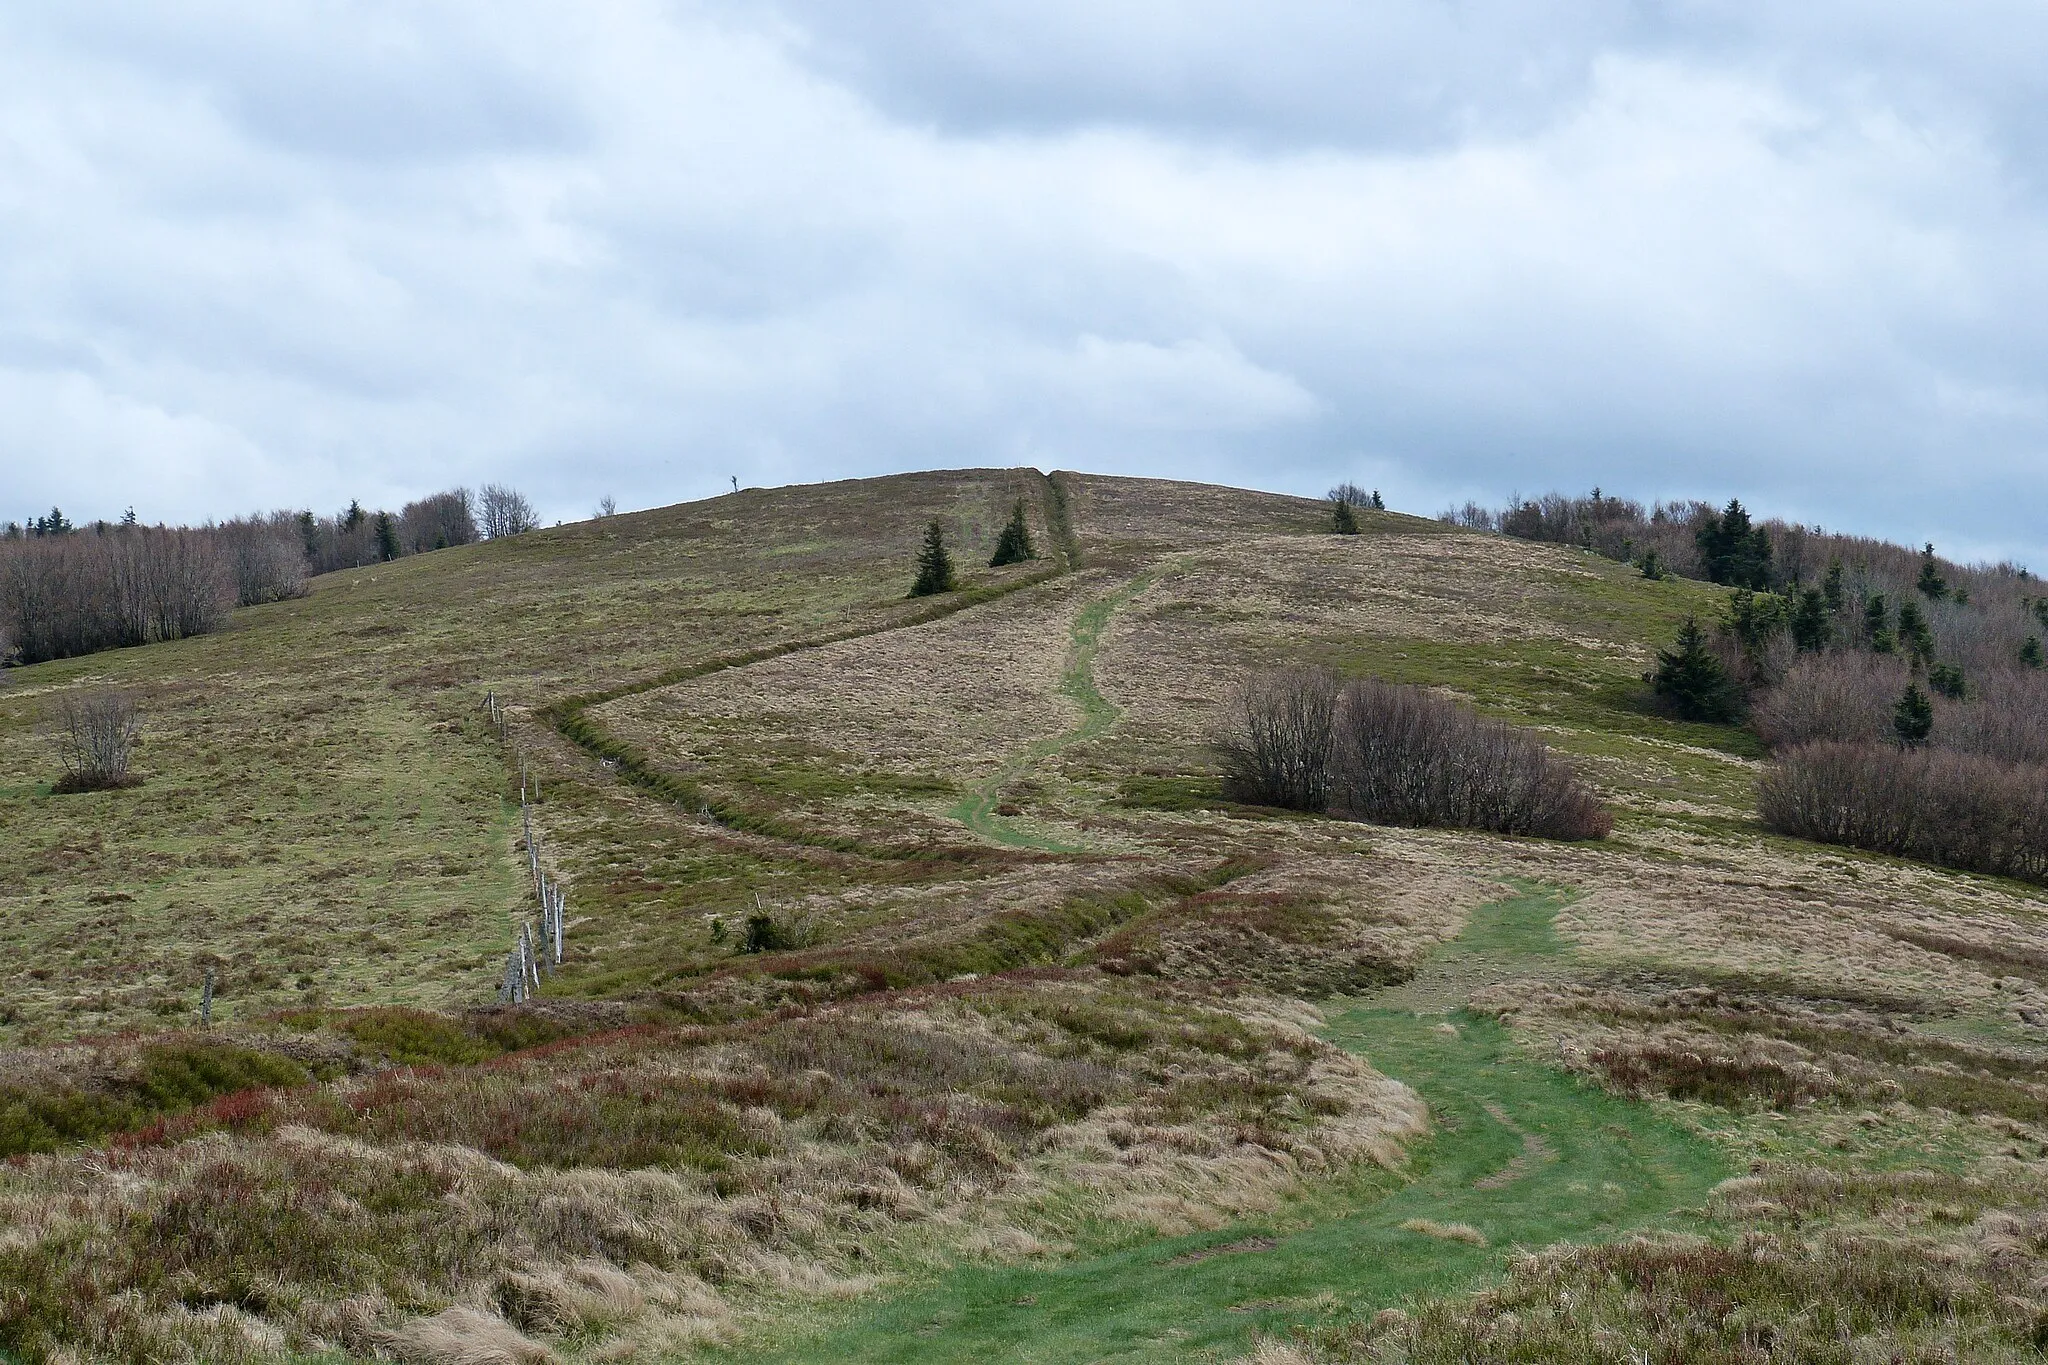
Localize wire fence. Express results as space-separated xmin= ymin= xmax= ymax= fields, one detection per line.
xmin=487 ymin=690 xmax=568 ymax=1005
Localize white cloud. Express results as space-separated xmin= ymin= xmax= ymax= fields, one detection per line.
xmin=0 ymin=1 xmax=2041 ymax=563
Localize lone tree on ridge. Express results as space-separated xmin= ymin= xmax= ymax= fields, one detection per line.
xmin=910 ymin=520 xmax=956 ymax=597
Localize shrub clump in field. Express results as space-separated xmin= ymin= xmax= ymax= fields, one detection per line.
xmin=1216 ymin=671 xmax=1610 ymax=840
xmin=1329 ymin=679 xmax=1612 ymax=839
xmin=52 ymin=689 xmax=142 ymax=793
xmin=1758 ymin=742 xmax=2048 ymax=884
xmin=1215 ymin=667 xmax=1341 ymax=811
xmin=909 ymin=519 xmax=956 ymax=597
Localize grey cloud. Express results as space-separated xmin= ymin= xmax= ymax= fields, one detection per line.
xmin=0 ymin=2 xmax=2041 ymax=567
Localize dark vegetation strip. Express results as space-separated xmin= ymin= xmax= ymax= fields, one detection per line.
xmin=684 ymin=857 xmax=1273 ymax=1007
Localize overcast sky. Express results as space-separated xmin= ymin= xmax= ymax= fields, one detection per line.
xmin=2 ymin=3 xmax=2043 ymax=563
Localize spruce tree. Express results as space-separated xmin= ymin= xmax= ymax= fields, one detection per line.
xmin=1916 ymin=543 xmax=1948 ymax=600
xmin=909 ymin=519 xmax=955 ymax=597
xmin=373 ymin=511 xmax=400 ymax=563
xmin=988 ymin=500 xmax=1036 ymax=567
xmin=2023 ymin=636 xmax=2044 ymax=669
xmin=1896 ymin=600 xmax=1934 ymax=663
xmin=1369 ymin=489 xmax=1386 ymax=511
xmin=1864 ymin=595 xmax=1895 ymax=653
xmin=1928 ymin=662 xmax=1966 ymax=700
xmin=1639 ymin=550 xmax=1666 ymax=581
xmin=1652 ymin=616 xmax=1741 ymax=722
xmin=1695 ymin=499 xmax=1773 ymax=589
xmin=1892 ymin=683 xmax=1933 ymax=748
xmin=1790 ymin=587 xmax=1830 ymax=652
xmin=1331 ymin=498 xmax=1359 ymax=534
xmin=1821 ymin=558 xmax=1845 ymax=613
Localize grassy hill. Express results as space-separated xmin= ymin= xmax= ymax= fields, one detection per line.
xmin=3 ymin=469 xmax=2047 ymax=1363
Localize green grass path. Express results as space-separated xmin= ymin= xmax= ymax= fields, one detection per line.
xmin=949 ymin=569 xmax=1163 ymax=851
xmin=719 ymin=887 xmax=1729 ymax=1363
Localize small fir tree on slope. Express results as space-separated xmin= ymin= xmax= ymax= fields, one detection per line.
xmin=988 ymin=501 xmax=1036 ymax=567
xmin=909 ymin=520 xmax=956 ymax=597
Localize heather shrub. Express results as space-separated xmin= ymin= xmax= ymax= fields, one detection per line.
xmin=1215 ymin=666 xmax=1341 ymax=811
xmin=1758 ymin=742 xmax=2048 ymax=884
xmin=1331 ymin=679 xmax=1611 ymax=840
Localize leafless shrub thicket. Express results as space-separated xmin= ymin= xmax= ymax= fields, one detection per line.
xmin=0 ymin=528 xmax=232 ymax=664
xmin=479 ymin=484 xmax=540 ymax=540
xmin=1753 ymin=653 xmax=1909 ymax=749
xmin=1216 ymin=667 xmax=1341 ymax=810
xmin=1332 ymin=679 xmax=1613 ymax=839
xmin=53 ymin=689 xmax=141 ymax=793
xmin=1217 ymin=671 xmax=1610 ymax=839
xmin=1758 ymin=742 xmax=2048 ymax=885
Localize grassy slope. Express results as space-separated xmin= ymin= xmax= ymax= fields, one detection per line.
xmin=0 ymin=469 xmax=1052 ymax=1040
xmin=4 ymin=469 xmax=2048 ymax=1361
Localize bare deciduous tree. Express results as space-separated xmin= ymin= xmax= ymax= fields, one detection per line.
xmin=596 ymin=496 xmax=617 ymax=519
xmin=478 ymin=485 xmax=539 ymax=540
xmin=55 ymin=689 xmax=142 ymax=793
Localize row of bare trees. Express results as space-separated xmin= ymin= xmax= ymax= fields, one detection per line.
xmin=3 ymin=484 xmax=540 ymax=665
xmin=0 ymin=526 xmax=258 ymax=664
xmin=1216 ymin=668 xmax=1611 ymax=840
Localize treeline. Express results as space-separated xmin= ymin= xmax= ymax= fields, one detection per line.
xmin=1 ymin=484 xmax=540 ymax=665
xmin=1465 ymin=486 xmax=2048 ymax=883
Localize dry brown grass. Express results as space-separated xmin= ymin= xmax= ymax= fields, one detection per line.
xmin=0 ymin=975 xmax=1422 ymax=1362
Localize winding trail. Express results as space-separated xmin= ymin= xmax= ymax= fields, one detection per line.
xmin=729 ymin=886 xmax=1729 ymax=1364
xmin=948 ymin=567 xmax=1166 ymax=852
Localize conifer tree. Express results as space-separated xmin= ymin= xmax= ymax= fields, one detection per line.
xmin=1928 ymin=662 xmax=1966 ymax=700
xmin=1896 ymin=600 xmax=1934 ymax=663
xmin=1892 ymin=682 xmax=1933 ymax=748
xmin=1821 ymin=558 xmax=1844 ymax=613
xmin=1331 ymin=498 xmax=1359 ymax=534
xmin=1864 ymin=594 xmax=1895 ymax=653
xmin=1790 ymin=587 xmax=1830 ymax=652
xmin=1639 ymin=550 xmax=1666 ymax=581
xmin=1916 ymin=543 xmax=1948 ymax=600
xmin=1369 ymin=489 xmax=1385 ymax=511
xmin=2023 ymin=636 xmax=2044 ymax=669
xmin=909 ymin=519 xmax=955 ymax=597
xmin=373 ymin=511 xmax=400 ymax=563
xmin=988 ymin=500 xmax=1036 ymax=567
xmin=1652 ymin=616 xmax=1741 ymax=722
xmin=1694 ymin=499 xmax=1773 ymax=589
